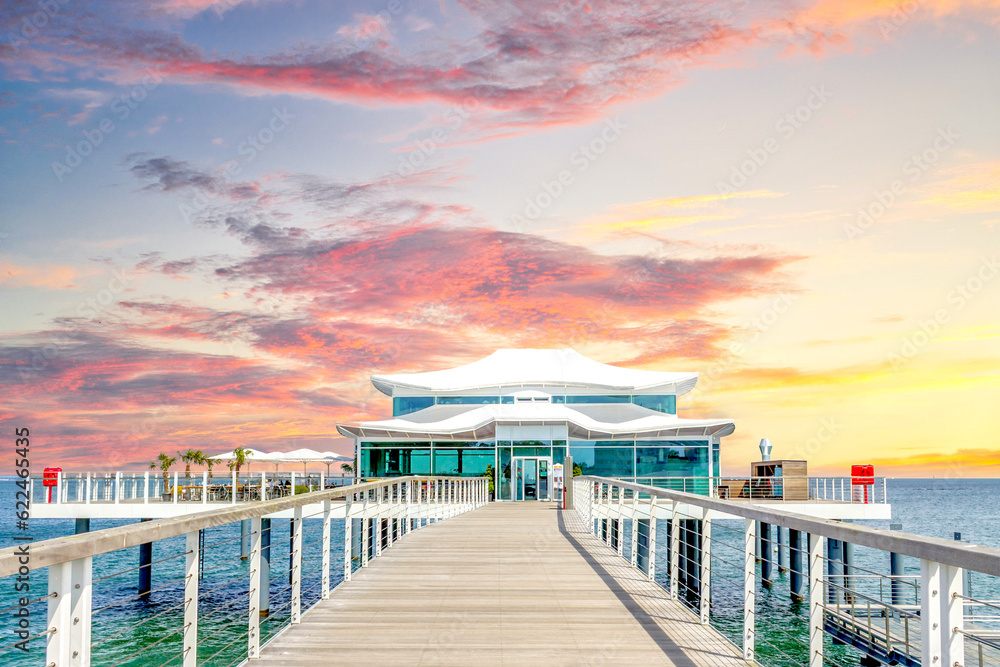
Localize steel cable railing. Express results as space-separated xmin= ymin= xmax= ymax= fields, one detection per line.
xmin=576 ymin=475 xmax=1000 ymax=667
xmin=0 ymin=475 xmax=488 ymax=667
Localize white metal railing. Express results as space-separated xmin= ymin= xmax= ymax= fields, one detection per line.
xmin=0 ymin=476 xmax=488 ymax=666
xmin=626 ymin=476 xmax=890 ymax=504
xmin=30 ymin=471 xmax=358 ymax=506
xmin=574 ymin=475 xmax=1000 ymax=667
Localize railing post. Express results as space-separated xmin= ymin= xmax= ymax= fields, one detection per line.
xmin=248 ymin=517 xmax=262 ymax=659
xmin=86 ymin=472 xmax=92 ymax=505
xmin=630 ymin=491 xmax=639 ymax=568
xmin=940 ymin=564 xmax=965 ymax=665
xmin=647 ymin=496 xmax=658 ymax=582
xmin=231 ymin=471 xmax=237 ymax=505
xmin=291 ymin=472 xmax=296 ymax=497
xmin=173 ymin=472 xmax=178 ymax=503
xmin=260 ymin=472 xmax=266 ymax=501
xmin=361 ymin=490 xmax=370 ymax=567
xmin=291 ymin=506 xmax=302 ymax=624
xmin=616 ymin=487 xmax=625 ymax=557
xmin=143 ymin=471 xmax=149 ymax=505
xmin=744 ymin=518 xmax=755 ymax=661
xmin=342 ymin=494 xmax=351 ymax=584
xmin=809 ymin=533 xmax=823 ymax=667
xmin=184 ymin=531 xmax=199 ymax=667
xmin=55 ymin=470 xmax=62 ymax=505
xmin=201 ymin=472 xmax=207 ymax=505
xmin=46 ymin=556 xmax=92 ymax=667
xmin=669 ymin=500 xmax=680 ymax=598
xmin=322 ymin=498 xmax=333 ymax=597
xmin=375 ymin=485 xmax=383 ymax=559
xmin=921 ymin=559 xmax=943 ymax=665
xmin=700 ymin=507 xmax=711 ymax=625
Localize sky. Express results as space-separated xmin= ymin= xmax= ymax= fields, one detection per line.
xmin=0 ymin=0 xmax=998 ymax=476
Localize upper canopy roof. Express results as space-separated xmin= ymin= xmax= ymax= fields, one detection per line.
xmin=336 ymin=402 xmax=734 ymax=441
xmin=371 ymin=349 xmax=699 ymax=396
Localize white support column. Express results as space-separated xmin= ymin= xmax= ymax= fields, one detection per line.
xmin=260 ymin=472 xmax=266 ymax=501
xmin=322 ymin=498 xmax=332 ymax=597
xmin=630 ymin=492 xmax=639 ymax=568
xmin=46 ymin=556 xmax=93 ymax=667
xmin=291 ymin=506 xmax=302 ymax=624
xmin=114 ymin=471 xmax=121 ymax=504
xmin=143 ymin=471 xmax=149 ymax=505
xmin=343 ymin=495 xmax=352 ymax=583
xmin=809 ymin=533 xmax=823 ymax=667
xmin=173 ymin=472 xmax=179 ymax=503
xmin=248 ymin=517 xmax=262 ymax=659
xmin=231 ymin=471 xmax=237 ymax=505
xmin=86 ymin=472 xmax=92 ymax=505
xmin=201 ymin=472 xmax=208 ymax=505
xmin=700 ymin=507 xmax=711 ymax=625
xmin=921 ymin=559 xmax=943 ymax=667
xmin=670 ymin=501 xmax=680 ymax=599
xmin=374 ymin=486 xmax=383 ymax=559
xmin=361 ymin=490 xmax=370 ymax=567
xmin=616 ymin=487 xmax=625 ymax=558
xmin=647 ymin=496 xmax=658 ymax=582
xmin=940 ymin=563 xmax=965 ymax=666
xmin=291 ymin=472 xmax=296 ymax=497
xmin=744 ymin=518 xmax=755 ymax=662
xmin=184 ymin=531 xmax=199 ymax=667
xmin=55 ymin=470 xmax=63 ymax=505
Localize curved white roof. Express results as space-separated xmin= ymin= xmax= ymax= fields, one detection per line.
xmin=336 ymin=403 xmax=734 ymax=441
xmin=371 ymin=349 xmax=698 ymax=396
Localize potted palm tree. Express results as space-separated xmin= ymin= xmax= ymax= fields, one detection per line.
xmin=178 ymin=449 xmax=205 ymax=500
xmin=483 ymin=464 xmax=496 ymax=501
xmin=150 ymin=452 xmax=177 ymax=501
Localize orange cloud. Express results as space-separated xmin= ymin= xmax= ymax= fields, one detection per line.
xmin=0 ymin=260 xmax=79 ymax=289
xmin=573 ymin=190 xmax=786 ymax=237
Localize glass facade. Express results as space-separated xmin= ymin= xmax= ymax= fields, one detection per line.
xmin=359 ymin=438 xmax=712 ymax=495
xmin=393 ymin=393 xmax=678 ymax=415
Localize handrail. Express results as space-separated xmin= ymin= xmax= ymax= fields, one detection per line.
xmin=0 ymin=475 xmax=461 ymax=577
xmin=581 ymin=475 xmax=1000 ymax=576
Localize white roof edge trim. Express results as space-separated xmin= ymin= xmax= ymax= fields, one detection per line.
xmin=369 ymin=349 xmax=700 ymax=397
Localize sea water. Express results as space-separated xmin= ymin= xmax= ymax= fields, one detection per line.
xmin=0 ymin=478 xmax=997 ymax=666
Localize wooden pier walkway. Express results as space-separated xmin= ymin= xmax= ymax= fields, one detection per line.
xmin=254 ymin=502 xmax=751 ymax=666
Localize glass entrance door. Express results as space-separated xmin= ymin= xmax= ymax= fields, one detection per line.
xmin=513 ymin=457 xmax=552 ymax=501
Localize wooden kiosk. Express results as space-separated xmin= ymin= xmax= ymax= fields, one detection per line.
xmin=750 ymin=459 xmax=808 ymax=500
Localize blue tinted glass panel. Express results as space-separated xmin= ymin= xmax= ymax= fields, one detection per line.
xmin=551 ymin=395 xmax=566 ymax=403
xmin=362 ymin=448 xmax=431 ymax=476
xmin=635 ymin=444 xmax=708 ymax=477
xmin=437 ymin=396 xmax=500 ymax=405
xmin=631 ymin=395 xmax=676 ymax=414
xmin=569 ymin=445 xmax=634 ymax=477
xmin=500 ymin=396 xmax=514 ymax=404
xmin=392 ymin=396 xmax=434 ymax=416
xmin=565 ymin=395 xmax=630 ymax=404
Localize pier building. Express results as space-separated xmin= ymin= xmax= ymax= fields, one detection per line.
xmin=338 ymin=348 xmax=734 ymax=500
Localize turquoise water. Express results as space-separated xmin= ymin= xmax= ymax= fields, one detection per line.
xmin=2 ymin=479 xmax=998 ymax=665
xmin=0 ymin=481 xmax=347 ymax=666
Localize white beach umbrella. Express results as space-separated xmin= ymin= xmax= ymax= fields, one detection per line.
xmin=208 ymin=448 xmax=267 ymax=473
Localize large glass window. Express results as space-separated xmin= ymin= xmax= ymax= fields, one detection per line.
xmin=436 ymin=396 xmax=500 ymax=405
xmin=569 ymin=444 xmax=634 ymax=477
xmin=631 ymin=395 xmax=676 ymax=414
xmin=565 ymin=395 xmax=630 ymax=404
xmin=362 ymin=447 xmax=431 ymax=476
xmin=392 ymin=396 xmax=434 ymax=416
xmin=432 ymin=448 xmax=495 ymax=476
xmin=635 ymin=442 xmax=708 ymax=477
xmin=499 ymin=447 xmax=512 ymax=500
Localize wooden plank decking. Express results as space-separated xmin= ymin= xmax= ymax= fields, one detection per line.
xmin=254 ymin=502 xmax=752 ymax=666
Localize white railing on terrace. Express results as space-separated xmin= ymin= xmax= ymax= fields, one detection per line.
xmin=574 ymin=475 xmax=1000 ymax=667
xmin=0 ymin=476 xmax=488 ymax=666
xmin=30 ymin=471 xmax=357 ymax=505
xmin=627 ymin=476 xmax=889 ymax=504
